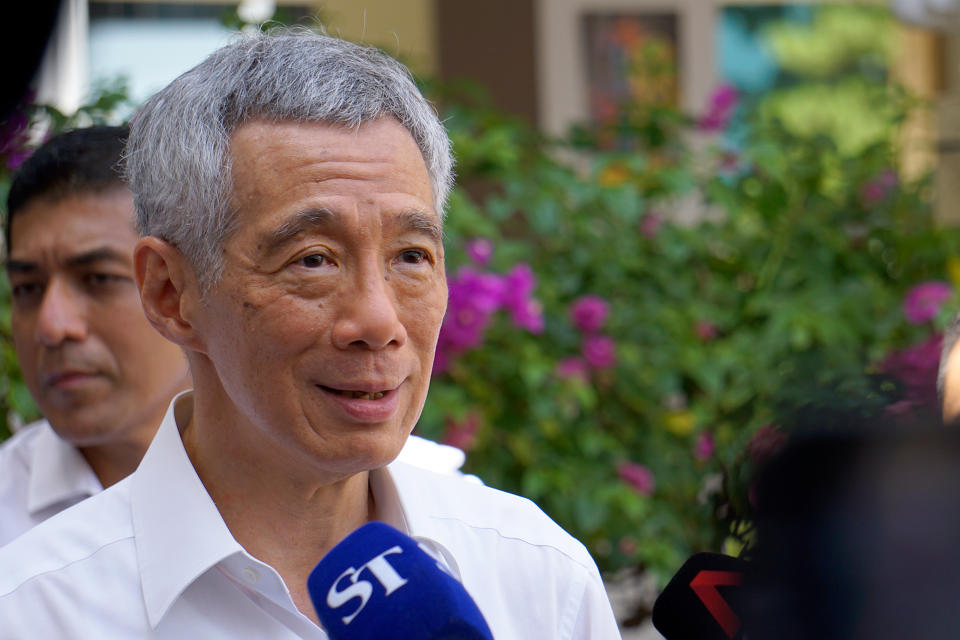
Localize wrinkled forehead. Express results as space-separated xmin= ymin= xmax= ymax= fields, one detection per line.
xmin=226 ymin=116 xmax=435 ymax=207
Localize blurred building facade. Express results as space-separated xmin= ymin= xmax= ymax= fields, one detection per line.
xmin=32 ymin=0 xmax=960 ymax=224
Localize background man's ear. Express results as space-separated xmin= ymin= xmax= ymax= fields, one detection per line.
xmin=134 ymin=237 xmax=206 ymax=353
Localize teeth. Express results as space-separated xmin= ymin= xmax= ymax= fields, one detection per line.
xmin=346 ymin=390 xmax=385 ymax=400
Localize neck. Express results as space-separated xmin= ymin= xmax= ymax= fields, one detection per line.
xmin=181 ymin=383 xmax=375 ymax=625
xmin=78 ymin=439 xmax=150 ymax=488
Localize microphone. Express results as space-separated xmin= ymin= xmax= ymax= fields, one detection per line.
xmin=307 ymin=521 xmax=494 ymax=639
xmin=651 ymin=552 xmax=748 ymax=640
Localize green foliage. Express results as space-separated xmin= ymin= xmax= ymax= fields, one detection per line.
xmin=0 ymin=7 xmax=953 ymax=588
xmin=418 ymin=32 xmax=959 ymax=582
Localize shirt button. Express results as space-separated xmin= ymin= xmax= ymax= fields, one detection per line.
xmin=242 ymin=567 xmax=260 ymax=584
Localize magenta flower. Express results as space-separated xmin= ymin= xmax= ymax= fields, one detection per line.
xmin=903 ymin=281 xmax=952 ymax=324
xmin=693 ymin=432 xmax=715 ymax=461
xmin=555 ymin=356 xmax=589 ymax=381
xmin=509 ymin=298 xmax=544 ymax=334
xmin=879 ymin=334 xmax=943 ymax=406
xmin=859 ymin=169 xmax=899 ymax=207
xmin=569 ymin=295 xmax=610 ymax=333
xmin=0 ymin=107 xmax=32 ymax=170
xmin=582 ymin=334 xmax=616 ymax=369
xmin=442 ymin=413 xmax=480 ymax=452
xmin=434 ymin=262 xmax=544 ymax=373
xmin=640 ymin=212 xmax=662 ymax=239
xmin=618 ymin=536 xmax=637 ymax=556
xmin=465 ymin=237 xmax=493 ymax=267
xmin=698 ymin=84 xmax=739 ymax=132
xmin=695 ymin=321 xmax=718 ymax=341
xmin=501 ymin=263 xmax=543 ymax=333
xmin=618 ymin=462 xmax=655 ymax=496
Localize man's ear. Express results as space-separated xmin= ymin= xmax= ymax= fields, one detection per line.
xmin=134 ymin=236 xmax=206 ymax=353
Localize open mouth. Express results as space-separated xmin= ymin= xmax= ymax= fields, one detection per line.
xmin=319 ymin=386 xmax=387 ymax=401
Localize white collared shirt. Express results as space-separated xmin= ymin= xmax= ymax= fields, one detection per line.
xmin=0 ymin=420 xmax=102 ymax=546
xmin=0 ymin=394 xmax=621 ymax=639
xmin=0 ymin=414 xmax=470 ymax=549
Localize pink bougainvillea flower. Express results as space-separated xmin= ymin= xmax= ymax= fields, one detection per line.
xmin=698 ymin=84 xmax=739 ymax=132
xmin=501 ymin=263 xmax=543 ymax=333
xmin=859 ymin=169 xmax=899 ymax=207
xmin=903 ymin=281 xmax=952 ymax=325
xmin=465 ymin=237 xmax=493 ymax=267
xmin=618 ymin=462 xmax=655 ymax=496
xmin=693 ymin=432 xmax=715 ymax=461
xmin=555 ymin=356 xmax=589 ymax=381
xmin=640 ymin=212 xmax=663 ymax=239
xmin=434 ymin=262 xmax=544 ymax=373
xmin=0 ymin=108 xmax=32 ymax=170
xmin=569 ymin=295 xmax=610 ymax=334
xmin=509 ymin=298 xmax=544 ymax=334
xmin=442 ymin=413 xmax=481 ymax=452
xmin=618 ymin=536 xmax=637 ymax=556
xmin=879 ymin=333 xmax=943 ymax=407
xmin=695 ymin=320 xmax=718 ymax=341
xmin=582 ymin=334 xmax=616 ymax=369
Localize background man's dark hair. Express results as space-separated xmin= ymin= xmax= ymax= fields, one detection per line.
xmin=5 ymin=125 xmax=129 ymax=253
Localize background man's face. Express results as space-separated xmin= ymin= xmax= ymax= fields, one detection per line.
xmin=192 ymin=117 xmax=447 ymax=476
xmin=7 ymin=189 xmax=189 ymax=446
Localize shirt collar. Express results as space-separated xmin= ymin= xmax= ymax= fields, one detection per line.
xmin=376 ymin=461 xmax=465 ymax=582
xmin=130 ymin=392 xmax=463 ymax=628
xmin=131 ymin=392 xmax=245 ymax=628
xmin=26 ymin=420 xmax=102 ymax=515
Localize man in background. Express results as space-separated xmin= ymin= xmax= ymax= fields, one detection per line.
xmin=0 ymin=126 xmax=193 ymax=544
xmin=0 ymin=126 xmax=472 ymax=547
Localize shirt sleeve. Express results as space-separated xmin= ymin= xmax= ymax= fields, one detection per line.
xmin=567 ymin=569 xmax=624 ymax=640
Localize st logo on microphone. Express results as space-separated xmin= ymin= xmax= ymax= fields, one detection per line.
xmin=326 ymin=545 xmax=409 ymax=625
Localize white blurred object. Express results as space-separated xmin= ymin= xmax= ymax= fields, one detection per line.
xmin=397 ymin=435 xmax=483 ymax=484
xmin=35 ymin=0 xmax=87 ymax=114
xmin=237 ymin=0 xmax=276 ymax=24
xmin=892 ymin=0 xmax=960 ymax=30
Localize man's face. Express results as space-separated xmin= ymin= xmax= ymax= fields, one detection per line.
xmin=191 ymin=118 xmax=447 ymax=475
xmin=7 ymin=189 xmax=190 ymax=447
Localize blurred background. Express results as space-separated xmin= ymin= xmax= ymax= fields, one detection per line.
xmin=4 ymin=1 xmax=960 ymax=637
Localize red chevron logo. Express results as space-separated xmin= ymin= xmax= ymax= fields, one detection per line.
xmin=690 ymin=570 xmax=743 ymax=638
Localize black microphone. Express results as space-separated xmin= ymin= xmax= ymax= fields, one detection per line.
xmin=652 ymin=552 xmax=749 ymax=640
xmin=307 ymin=521 xmax=494 ymax=639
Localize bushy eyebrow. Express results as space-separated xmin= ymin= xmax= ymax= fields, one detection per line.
xmin=261 ymin=207 xmax=443 ymax=255
xmin=395 ymin=210 xmax=443 ymax=244
xmin=6 ymin=247 xmax=129 ymax=274
xmin=261 ymin=208 xmax=334 ymax=255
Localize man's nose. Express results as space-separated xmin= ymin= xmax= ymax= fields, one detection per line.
xmin=331 ymin=271 xmax=408 ymax=350
xmin=36 ymin=278 xmax=88 ymax=347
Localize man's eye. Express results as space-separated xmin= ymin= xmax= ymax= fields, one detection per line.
xmin=298 ymin=254 xmax=327 ymax=268
xmin=399 ymin=250 xmax=428 ymax=265
xmin=11 ymin=282 xmax=43 ymax=301
xmin=84 ymin=273 xmax=122 ymax=287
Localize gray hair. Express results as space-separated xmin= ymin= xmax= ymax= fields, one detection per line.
xmin=125 ymin=28 xmax=453 ymax=287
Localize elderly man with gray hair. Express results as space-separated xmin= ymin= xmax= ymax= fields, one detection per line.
xmin=0 ymin=30 xmax=621 ymax=638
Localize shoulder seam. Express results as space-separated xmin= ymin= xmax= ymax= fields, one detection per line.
xmin=0 ymin=535 xmax=134 ymax=597
xmin=426 ymin=515 xmax=598 ymax=574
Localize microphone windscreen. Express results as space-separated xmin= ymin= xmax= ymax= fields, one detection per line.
xmin=307 ymin=521 xmax=494 ymax=640
xmin=652 ymin=552 xmax=748 ymax=640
